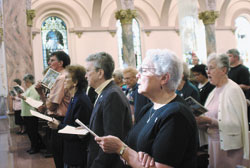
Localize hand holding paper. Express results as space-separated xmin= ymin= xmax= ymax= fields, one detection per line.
xmin=30 ymin=110 xmax=57 ymax=122
xmin=75 ymin=119 xmax=98 ymax=137
xmin=25 ymin=97 xmax=43 ymax=109
xmin=58 ymin=125 xmax=89 ymax=135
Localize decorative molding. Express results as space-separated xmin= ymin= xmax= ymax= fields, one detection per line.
xmin=26 ymin=9 xmax=36 ymax=27
xmin=199 ymin=10 xmax=219 ymax=25
xmin=75 ymin=31 xmax=83 ymax=38
xmin=115 ymin=9 xmax=136 ymax=24
xmin=174 ymin=28 xmax=180 ymax=36
xmin=0 ymin=28 xmax=3 ymax=42
xmin=31 ymin=28 xmax=40 ymax=40
xmin=144 ymin=30 xmax=151 ymax=37
xmin=109 ymin=31 xmax=116 ymax=37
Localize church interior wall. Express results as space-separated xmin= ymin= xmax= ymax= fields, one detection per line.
xmin=29 ymin=0 xmax=249 ymax=82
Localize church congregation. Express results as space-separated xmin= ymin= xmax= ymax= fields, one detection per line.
xmin=1 ymin=1 xmax=250 ymax=168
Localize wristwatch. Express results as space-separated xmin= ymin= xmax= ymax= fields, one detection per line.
xmin=119 ymin=144 xmax=127 ymax=156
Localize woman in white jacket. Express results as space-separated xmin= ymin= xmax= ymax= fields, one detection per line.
xmin=196 ymin=53 xmax=249 ymax=168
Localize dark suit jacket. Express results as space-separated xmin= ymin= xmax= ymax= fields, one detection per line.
xmin=87 ymin=81 xmax=132 ymax=168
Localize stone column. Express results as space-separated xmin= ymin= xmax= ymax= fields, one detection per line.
xmin=115 ymin=9 xmax=136 ymax=67
xmin=0 ymin=0 xmax=8 ymax=117
xmin=199 ymin=0 xmax=218 ymax=56
xmin=4 ymin=0 xmax=34 ymax=90
xmin=3 ymin=0 xmax=34 ymax=129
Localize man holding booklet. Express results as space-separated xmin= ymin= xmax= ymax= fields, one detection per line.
xmin=36 ymin=51 xmax=71 ymax=168
xmin=85 ymin=52 xmax=132 ymax=168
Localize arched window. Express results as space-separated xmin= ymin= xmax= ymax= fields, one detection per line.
xmin=235 ymin=16 xmax=250 ymax=68
xmin=116 ymin=19 xmax=142 ymax=68
xmin=180 ymin=16 xmax=206 ymax=66
xmin=41 ymin=16 xmax=69 ymax=69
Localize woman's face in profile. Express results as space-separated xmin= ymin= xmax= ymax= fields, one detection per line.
xmin=137 ymin=59 xmax=160 ymax=98
xmin=207 ymin=60 xmax=224 ymax=86
xmin=64 ymin=71 xmax=75 ymax=90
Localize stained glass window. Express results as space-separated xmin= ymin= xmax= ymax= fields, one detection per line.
xmin=41 ymin=16 xmax=69 ymax=69
xmin=116 ymin=19 xmax=142 ymax=68
xmin=235 ymin=16 xmax=250 ymax=68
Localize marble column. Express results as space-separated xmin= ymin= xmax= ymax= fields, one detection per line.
xmin=2 ymin=0 xmax=34 ymax=129
xmin=0 ymin=0 xmax=8 ymax=116
xmin=115 ymin=9 xmax=136 ymax=67
xmin=199 ymin=0 xmax=218 ymax=56
xmin=3 ymin=0 xmax=34 ymax=90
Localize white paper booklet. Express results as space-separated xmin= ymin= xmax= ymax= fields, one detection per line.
xmin=58 ymin=125 xmax=89 ymax=135
xmin=75 ymin=119 xmax=98 ymax=137
xmin=25 ymin=97 xmax=43 ymax=108
xmin=42 ymin=68 xmax=60 ymax=89
xmin=30 ymin=110 xmax=54 ymax=122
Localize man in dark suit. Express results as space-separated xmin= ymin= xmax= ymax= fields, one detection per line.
xmin=85 ymin=52 xmax=132 ymax=168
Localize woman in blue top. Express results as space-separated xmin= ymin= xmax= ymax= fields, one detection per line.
xmin=49 ymin=65 xmax=92 ymax=168
xmin=95 ymin=49 xmax=198 ymax=168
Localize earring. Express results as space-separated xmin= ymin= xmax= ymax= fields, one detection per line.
xmin=160 ymin=85 xmax=162 ymax=90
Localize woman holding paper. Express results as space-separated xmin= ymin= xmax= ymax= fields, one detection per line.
xmin=18 ymin=74 xmax=43 ymax=154
xmin=48 ymin=65 xmax=92 ymax=168
xmin=10 ymin=79 xmax=25 ymax=134
xmin=95 ymin=49 xmax=198 ymax=168
xmin=196 ymin=53 xmax=249 ymax=167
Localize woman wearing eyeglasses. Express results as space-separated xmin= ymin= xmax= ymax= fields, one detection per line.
xmin=196 ymin=53 xmax=249 ymax=167
xmin=95 ymin=49 xmax=198 ymax=168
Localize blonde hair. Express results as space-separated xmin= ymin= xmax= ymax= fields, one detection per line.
xmin=123 ymin=67 xmax=138 ymax=77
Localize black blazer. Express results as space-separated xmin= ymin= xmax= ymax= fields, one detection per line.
xmin=87 ymin=81 xmax=132 ymax=168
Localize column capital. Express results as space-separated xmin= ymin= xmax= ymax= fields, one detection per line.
xmin=115 ymin=9 xmax=136 ymax=24
xmin=26 ymin=9 xmax=36 ymax=27
xmin=199 ymin=10 xmax=219 ymax=25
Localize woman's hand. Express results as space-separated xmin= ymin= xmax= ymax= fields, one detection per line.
xmin=138 ymin=152 xmax=155 ymax=168
xmin=47 ymin=119 xmax=60 ymax=130
xmin=195 ymin=116 xmax=212 ymax=126
xmin=95 ymin=135 xmax=124 ymax=154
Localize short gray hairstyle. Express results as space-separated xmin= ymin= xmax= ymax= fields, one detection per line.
xmin=23 ymin=74 xmax=35 ymax=84
xmin=207 ymin=53 xmax=230 ymax=73
xmin=86 ymin=52 xmax=115 ymax=80
xmin=227 ymin=48 xmax=240 ymax=59
xmin=145 ymin=49 xmax=183 ymax=91
xmin=113 ymin=70 xmax=123 ymax=80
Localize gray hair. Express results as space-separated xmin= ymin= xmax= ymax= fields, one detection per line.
xmin=227 ymin=48 xmax=240 ymax=59
xmin=113 ymin=69 xmax=123 ymax=80
xmin=182 ymin=62 xmax=190 ymax=81
xmin=23 ymin=74 xmax=35 ymax=84
xmin=86 ymin=52 xmax=115 ymax=79
xmin=145 ymin=49 xmax=183 ymax=91
xmin=207 ymin=53 xmax=230 ymax=73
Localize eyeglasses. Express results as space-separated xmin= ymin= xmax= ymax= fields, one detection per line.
xmin=205 ymin=66 xmax=216 ymax=71
xmin=138 ymin=66 xmax=156 ymax=75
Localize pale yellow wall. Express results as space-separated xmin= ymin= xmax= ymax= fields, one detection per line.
xmin=31 ymin=0 xmax=250 ymax=81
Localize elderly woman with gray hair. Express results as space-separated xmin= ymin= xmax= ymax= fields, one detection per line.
xmin=18 ymin=74 xmax=42 ymax=154
xmin=95 ymin=49 xmax=198 ymax=168
xmin=196 ymin=53 xmax=249 ymax=167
